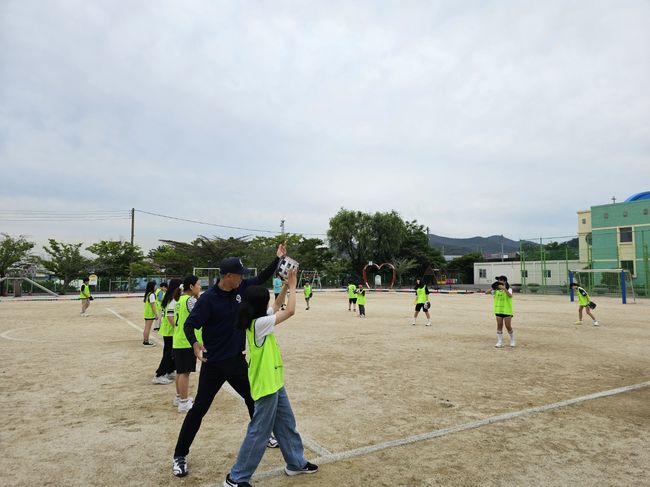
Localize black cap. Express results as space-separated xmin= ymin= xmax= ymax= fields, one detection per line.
xmin=219 ymin=257 xmax=252 ymax=275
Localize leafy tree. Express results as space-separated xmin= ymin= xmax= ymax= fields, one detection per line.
xmin=41 ymin=239 xmax=92 ymax=294
xmin=148 ymin=244 xmax=195 ymax=276
xmin=392 ymin=257 xmax=418 ymax=286
xmin=398 ymin=220 xmax=445 ymax=278
xmin=87 ymin=240 xmax=144 ymax=278
xmin=129 ymin=261 xmax=156 ymax=278
xmin=160 ymin=235 xmax=250 ymax=269
xmin=0 ymin=234 xmax=35 ymax=295
xmin=445 ymin=252 xmax=483 ymax=284
xmin=327 ymin=209 xmax=373 ymax=271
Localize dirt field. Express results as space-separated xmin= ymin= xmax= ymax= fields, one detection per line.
xmin=1 ymin=291 xmax=649 ymax=487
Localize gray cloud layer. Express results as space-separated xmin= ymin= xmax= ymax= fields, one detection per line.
xmin=1 ymin=1 xmax=649 ymax=250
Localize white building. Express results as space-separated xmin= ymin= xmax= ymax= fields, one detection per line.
xmin=474 ymin=260 xmax=580 ymax=286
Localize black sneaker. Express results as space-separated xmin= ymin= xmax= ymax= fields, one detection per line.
xmin=284 ymin=461 xmax=318 ymax=476
xmin=143 ymin=341 xmax=156 ymax=347
xmin=172 ymin=456 xmax=188 ymax=477
xmin=223 ymin=474 xmax=252 ymax=487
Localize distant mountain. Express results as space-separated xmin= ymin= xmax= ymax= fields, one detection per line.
xmin=428 ymin=234 xmax=520 ymax=255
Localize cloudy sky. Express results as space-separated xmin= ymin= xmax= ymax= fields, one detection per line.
xmin=1 ymin=0 xmax=649 ymax=253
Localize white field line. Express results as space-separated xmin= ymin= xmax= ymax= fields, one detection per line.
xmin=248 ymin=380 xmax=650 ymax=482
xmin=106 ymin=307 xmax=158 ymax=344
xmin=222 ymin=383 xmax=332 ymax=457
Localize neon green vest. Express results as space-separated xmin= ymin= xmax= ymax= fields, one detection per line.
xmin=347 ymin=284 xmax=356 ymax=298
xmin=304 ymin=284 xmax=312 ymax=297
xmin=576 ymin=287 xmax=590 ymax=306
xmin=493 ymin=290 xmax=513 ymax=315
xmin=246 ymin=319 xmax=284 ymax=401
xmin=154 ymin=287 xmax=163 ymax=311
xmin=144 ymin=293 xmax=156 ymax=319
xmin=416 ymin=286 xmax=427 ymax=304
xmin=159 ymin=304 xmax=174 ymax=337
xmin=356 ymin=290 xmax=366 ymax=305
xmin=173 ymin=294 xmax=202 ymax=348
xmin=79 ymin=284 xmax=90 ymax=299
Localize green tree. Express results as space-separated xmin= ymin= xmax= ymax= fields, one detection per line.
xmin=87 ymin=240 xmax=144 ymax=278
xmin=41 ymin=239 xmax=92 ymax=294
xmin=392 ymin=257 xmax=419 ymax=286
xmin=399 ymin=221 xmax=445 ymax=278
xmin=0 ymin=234 xmax=35 ymax=296
xmin=129 ymin=261 xmax=156 ymax=278
xmin=445 ymin=252 xmax=483 ymax=284
xmin=148 ymin=244 xmax=195 ymax=276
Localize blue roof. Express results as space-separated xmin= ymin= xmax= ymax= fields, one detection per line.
xmin=625 ymin=191 xmax=650 ymax=202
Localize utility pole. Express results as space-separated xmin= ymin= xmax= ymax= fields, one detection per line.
xmin=280 ymin=219 xmax=285 ymax=234
xmin=130 ymin=208 xmax=135 ymax=246
xmin=501 ymin=234 xmax=504 ymax=262
xmin=611 ymin=196 xmax=617 ymax=204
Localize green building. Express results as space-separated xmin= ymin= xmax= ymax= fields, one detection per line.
xmin=577 ymin=191 xmax=650 ymax=293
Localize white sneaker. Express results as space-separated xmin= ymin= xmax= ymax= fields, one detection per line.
xmin=509 ymin=340 xmax=516 ymax=348
xmin=574 ymin=320 xmax=582 ymax=326
xmin=425 ymin=322 xmax=431 ymax=326
xmin=411 ymin=322 xmax=416 ymax=326
xmin=166 ymin=372 xmax=177 ymax=381
xmin=178 ymin=398 xmax=194 ymax=413
xmin=173 ymin=394 xmax=180 ymax=407
xmin=152 ymin=375 xmax=173 ymax=385
xmin=593 ymin=321 xmax=599 ymax=327
xmin=495 ymin=342 xmax=504 ymax=348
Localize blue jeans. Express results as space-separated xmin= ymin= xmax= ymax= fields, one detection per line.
xmin=229 ymin=386 xmax=307 ymax=482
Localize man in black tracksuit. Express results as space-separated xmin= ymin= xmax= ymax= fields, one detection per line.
xmin=172 ymin=244 xmax=285 ymax=477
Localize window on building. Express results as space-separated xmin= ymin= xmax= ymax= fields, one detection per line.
xmin=581 ymin=218 xmax=586 ymax=224
xmin=623 ymin=211 xmax=628 ymax=217
xmin=644 ymin=208 xmax=648 ymax=215
xmin=521 ymin=270 xmax=528 ymax=278
xmin=479 ymin=269 xmax=486 ymax=278
xmin=544 ymin=270 xmax=551 ymax=278
xmin=621 ymin=260 xmax=635 ymax=276
xmin=619 ymin=227 xmax=633 ymax=243
xmin=604 ymin=213 xmax=608 ymax=219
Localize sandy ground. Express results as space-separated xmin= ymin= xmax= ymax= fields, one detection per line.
xmin=1 ymin=291 xmax=648 ymax=487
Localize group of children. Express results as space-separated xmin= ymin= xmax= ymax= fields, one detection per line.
xmin=145 ymin=276 xmax=204 ymax=413
xmin=346 ymin=282 xmax=367 ymax=317
xmin=274 ymin=273 xmax=314 ymax=311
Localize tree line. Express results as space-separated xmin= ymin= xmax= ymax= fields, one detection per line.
xmin=1 ymin=208 xmax=487 ymax=294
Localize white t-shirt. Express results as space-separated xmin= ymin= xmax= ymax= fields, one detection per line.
xmin=252 ymin=308 xmax=277 ymax=347
xmin=148 ymin=293 xmax=156 ymax=304
xmin=166 ymin=299 xmax=176 ymax=316
xmin=188 ymin=296 xmax=197 ymax=312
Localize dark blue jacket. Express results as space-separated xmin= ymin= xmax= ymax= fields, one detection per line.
xmin=184 ymin=257 xmax=279 ymax=363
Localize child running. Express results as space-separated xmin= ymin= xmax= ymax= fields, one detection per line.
xmin=152 ymin=279 xmax=181 ymax=385
xmin=173 ymin=276 xmax=203 ymax=413
xmin=143 ymin=281 xmax=159 ymax=347
xmin=570 ymin=282 xmax=599 ymax=326
xmin=356 ymin=283 xmax=366 ymax=317
xmin=486 ymin=276 xmax=515 ymax=348
xmin=223 ymin=268 xmax=318 ymax=487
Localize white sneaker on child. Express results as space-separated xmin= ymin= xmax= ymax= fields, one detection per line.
xmin=178 ymin=398 xmax=194 ymax=413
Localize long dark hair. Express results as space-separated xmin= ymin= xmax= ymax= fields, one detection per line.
xmin=414 ymin=278 xmax=425 ymax=290
xmin=161 ymin=278 xmax=182 ymax=308
xmin=183 ymin=275 xmax=199 ymax=293
xmin=143 ymin=281 xmax=156 ymax=302
xmin=236 ymin=285 xmax=270 ymax=330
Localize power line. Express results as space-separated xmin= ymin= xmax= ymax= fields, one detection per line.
xmin=134 ymin=209 xmax=327 ymax=236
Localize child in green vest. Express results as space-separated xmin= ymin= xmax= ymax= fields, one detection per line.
xmin=356 ymin=283 xmax=366 ymax=317
xmin=486 ymin=276 xmax=515 ymax=347
xmin=570 ymin=282 xmax=599 ymax=326
xmin=143 ymin=281 xmax=159 ymax=347
xmin=153 ymin=282 xmax=167 ymax=331
xmin=347 ymin=281 xmax=357 ymax=311
xmin=173 ymin=276 xmax=203 ymax=413
xmin=304 ymin=281 xmax=313 ymax=310
xmin=79 ymin=277 xmax=92 ymax=317
xmin=412 ymin=278 xmax=431 ymax=326
xmin=153 ymin=279 xmax=181 ymax=386
xmin=223 ymin=268 xmax=318 ymax=487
